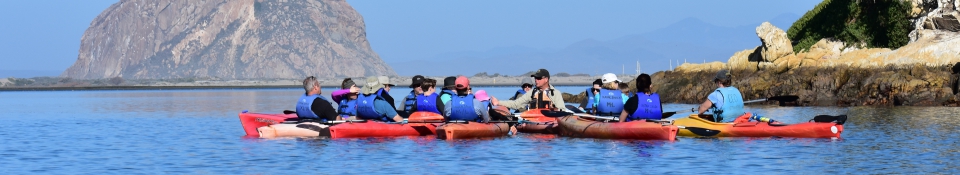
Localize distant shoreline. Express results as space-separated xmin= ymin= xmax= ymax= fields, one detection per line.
xmin=0 ymin=82 xmax=593 ymax=91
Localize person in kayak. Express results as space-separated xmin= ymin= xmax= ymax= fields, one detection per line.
xmin=356 ymin=76 xmax=404 ymax=122
xmin=620 ymin=73 xmax=663 ymax=122
xmin=619 ymin=82 xmax=632 ymax=97
xmin=697 ymin=70 xmax=745 ymax=123
xmin=337 ymin=78 xmax=361 ymax=120
xmin=295 ymin=76 xmax=339 ymax=121
xmin=377 ymin=76 xmax=398 ymax=110
xmin=443 ymin=76 xmax=490 ymax=122
xmin=410 ymin=78 xmax=444 ymax=113
xmin=439 ymin=76 xmax=458 ymax=105
xmin=492 ymin=68 xmax=571 ymax=112
xmin=402 ymin=75 xmax=426 ymax=113
xmin=510 ymin=78 xmax=534 ymax=100
xmin=579 ymin=79 xmax=603 ymax=113
xmin=593 ymin=73 xmax=630 ymax=116
xmin=330 ymin=78 xmax=356 ymax=105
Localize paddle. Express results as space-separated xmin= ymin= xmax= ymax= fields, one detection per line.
xmin=676 ymin=126 xmax=721 ymax=137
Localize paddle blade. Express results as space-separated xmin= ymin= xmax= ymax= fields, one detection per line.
xmin=283 ymin=110 xmax=296 ymax=114
xmin=768 ymin=95 xmax=799 ymax=102
xmin=681 ymin=126 xmax=721 ymax=137
xmin=661 ymin=112 xmax=678 ymax=119
xmin=565 ymin=105 xmax=585 ymax=113
xmin=540 ymin=110 xmax=574 ymax=117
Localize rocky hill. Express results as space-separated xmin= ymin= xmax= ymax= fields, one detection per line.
xmin=62 ymin=0 xmax=396 ymax=79
xmin=559 ymin=0 xmax=960 ymax=106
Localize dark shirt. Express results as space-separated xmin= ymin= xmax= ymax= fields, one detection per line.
xmin=311 ymin=98 xmax=339 ymax=121
xmin=381 ymin=91 xmax=396 ymax=109
xmin=410 ymin=94 xmax=445 ymax=113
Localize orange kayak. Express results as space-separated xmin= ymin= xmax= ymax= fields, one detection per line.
xmin=672 ymin=113 xmax=843 ymax=138
xmin=436 ymin=122 xmax=510 ymax=140
xmin=238 ymin=111 xmax=297 ymax=137
xmin=556 ymin=115 xmax=678 ymax=140
xmin=516 ymin=110 xmax=559 ymax=134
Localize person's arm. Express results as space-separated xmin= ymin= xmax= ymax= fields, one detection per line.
xmin=621 ymin=96 xmax=638 ymax=122
xmin=330 ymin=89 xmax=350 ymax=103
xmin=435 ymin=95 xmax=445 ymax=113
xmin=374 ymin=100 xmax=401 ymax=122
xmin=619 ymin=110 xmax=629 ymax=122
xmin=551 ymin=89 xmax=569 ymax=112
xmin=497 ymin=90 xmax=533 ymax=110
xmin=440 ymin=94 xmax=452 ymax=105
xmin=475 ymin=99 xmax=490 ymax=122
xmin=312 ymin=98 xmax=339 ymax=121
xmin=699 ymin=92 xmax=722 ymax=115
xmin=443 ymin=101 xmax=453 ymax=120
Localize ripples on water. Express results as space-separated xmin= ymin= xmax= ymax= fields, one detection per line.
xmin=1 ymin=88 xmax=958 ymax=174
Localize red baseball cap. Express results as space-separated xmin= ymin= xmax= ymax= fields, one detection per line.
xmin=455 ymin=76 xmax=470 ymax=90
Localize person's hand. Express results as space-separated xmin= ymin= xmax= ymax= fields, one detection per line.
xmin=350 ymin=86 xmax=360 ymax=93
xmin=491 ymin=97 xmax=500 ymax=106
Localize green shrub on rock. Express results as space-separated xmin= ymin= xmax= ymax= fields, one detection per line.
xmin=787 ymin=0 xmax=913 ymax=52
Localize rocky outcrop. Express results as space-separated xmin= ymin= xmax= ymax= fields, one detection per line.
xmin=62 ymin=0 xmax=396 ymax=79
xmin=756 ymin=22 xmax=794 ymax=62
xmin=910 ymin=0 xmax=960 ymax=41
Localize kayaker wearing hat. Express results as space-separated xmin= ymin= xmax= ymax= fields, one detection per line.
xmin=510 ymin=78 xmax=534 ymax=100
xmin=377 ymin=76 xmax=398 ymax=109
xmin=579 ymin=79 xmax=603 ymax=113
xmin=402 ymin=75 xmax=426 ymax=113
xmin=697 ymin=70 xmax=745 ymax=123
xmin=439 ymin=76 xmax=458 ymax=104
xmin=492 ymin=68 xmax=570 ymax=112
xmin=356 ymin=76 xmax=404 ymax=122
xmin=337 ymin=78 xmax=361 ymax=120
xmin=593 ymin=73 xmax=630 ymax=116
xmin=443 ymin=76 xmax=490 ymax=122
xmin=295 ymin=76 xmax=339 ymax=121
xmin=619 ymin=73 xmax=663 ymax=122
xmin=410 ymin=78 xmax=444 ymax=113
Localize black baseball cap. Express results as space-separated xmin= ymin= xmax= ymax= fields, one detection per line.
xmin=443 ymin=76 xmax=457 ymax=89
xmin=530 ymin=68 xmax=550 ymax=78
xmin=409 ymin=75 xmax=425 ymax=88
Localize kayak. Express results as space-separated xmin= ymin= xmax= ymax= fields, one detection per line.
xmin=516 ymin=110 xmax=559 ymax=134
xmin=328 ymin=111 xmax=444 ymax=139
xmin=258 ymin=122 xmax=330 ymax=138
xmin=672 ymin=113 xmax=844 ymax=138
xmin=238 ymin=111 xmax=297 ymax=137
xmin=436 ymin=122 xmax=510 ymax=140
xmin=556 ymin=115 xmax=678 ymax=140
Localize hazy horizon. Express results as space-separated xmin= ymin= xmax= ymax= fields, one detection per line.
xmin=0 ymin=0 xmax=822 ymax=78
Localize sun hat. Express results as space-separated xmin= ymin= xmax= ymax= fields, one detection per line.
xmin=362 ymin=76 xmax=384 ymax=94
xmin=601 ymin=73 xmax=620 ymax=84
xmin=474 ymin=90 xmax=490 ymax=101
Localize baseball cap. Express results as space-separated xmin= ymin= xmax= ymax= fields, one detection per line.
xmin=409 ymin=75 xmax=425 ymax=88
xmin=715 ymin=70 xmax=731 ymax=81
xmin=455 ymin=76 xmax=470 ymax=90
xmin=474 ymin=90 xmax=490 ymax=101
xmin=443 ymin=76 xmax=457 ymax=89
xmin=601 ymin=73 xmax=620 ymax=84
xmin=530 ymin=68 xmax=550 ymax=79
xmin=378 ymin=76 xmax=395 ymax=87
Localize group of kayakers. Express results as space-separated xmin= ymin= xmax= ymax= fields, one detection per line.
xmin=294 ymin=67 xmax=765 ymax=126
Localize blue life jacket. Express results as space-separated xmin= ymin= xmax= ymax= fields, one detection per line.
xmin=415 ymin=94 xmax=441 ymax=113
xmin=628 ymin=93 xmax=662 ymax=121
xmin=511 ymin=89 xmax=526 ymax=100
xmin=448 ymin=94 xmax=480 ymax=121
xmin=338 ymin=98 xmax=358 ymax=119
xmin=713 ymin=87 xmax=745 ymax=123
xmin=403 ymin=90 xmax=417 ymax=113
xmin=356 ymin=93 xmax=384 ymax=120
xmin=584 ymin=88 xmax=596 ymax=113
xmin=296 ymin=94 xmax=330 ymax=120
xmin=595 ymin=89 xmax=624 ymax=116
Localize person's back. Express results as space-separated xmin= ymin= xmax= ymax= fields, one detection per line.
xmin=443 ymin=76 xmax=489 ymax=122
xmin=295 ymin=76 xmax=338 ymax=121
xmin=355 ymin=76 xmax=403 ymax=122
xmin=439 ymin=76 xmax=457 ymax=104
xmin=403 ymin=75 xmax=426 ymax=113
xmin=698 ymin=70 xmax=745 ymax=123
xmin=580 ymin=79 xmax=602 ymax=113
xmin=621 ymin=74 xmax=663 ymax=122
xmin=412 ymin=78 xmax=443 ymax=114
xmin=593 ymin=73 xmax=627 ymax=116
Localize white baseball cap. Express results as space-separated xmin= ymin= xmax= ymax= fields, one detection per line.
xmin=601 ymin=73 xmax=620 ymax=84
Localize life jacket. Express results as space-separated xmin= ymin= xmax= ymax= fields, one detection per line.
xmin=338 ymin=98 xmax=358 ymax=119
xmin=510 ymin=89 xmax=526 ymax=100
xmin=595 ymin=89 xmax=624 ymax=116
xmin=583 ymin=88 xmax=596 ymax=113
xmin=296 ymin=94 xmax=330 ymax=120
xmin=712 ymin=87 xmax=745 ymax=123
xmin=356 ymin=93 xmax=384 ymax=120
xmin=415 ymin=93 xmax=441 ymax=113
xmin=448 ymin=94 xmax=481 ymax=121
xmin=528 ymin=88 xmax=555 ymax=109
xmin=627 ymin=93 xmax=662 ymax=121
xmin=403 ymin=90 xmax=417 ymax=113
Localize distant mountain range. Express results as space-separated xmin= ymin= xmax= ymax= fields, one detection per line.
xmin=0 ymin=70 xmax=63 ymax=78
xmin=390 ymin=13 xmax=800 ymax=76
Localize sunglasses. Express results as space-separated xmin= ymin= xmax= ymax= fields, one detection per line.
xmin=534 ymin=77 xmax=544 ymax=80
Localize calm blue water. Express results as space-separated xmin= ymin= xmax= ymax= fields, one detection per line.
xmin=1 ymin=87 xmax=958 ymax=174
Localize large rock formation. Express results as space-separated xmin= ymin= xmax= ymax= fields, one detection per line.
xmin=756 ymin=22 xmax=794 ymax=62
xmin=62 ymin=0 xmax=396 ymax=79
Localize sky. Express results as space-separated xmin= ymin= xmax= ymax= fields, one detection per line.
xmin=0 ymin=0 xmax=822 ymax=78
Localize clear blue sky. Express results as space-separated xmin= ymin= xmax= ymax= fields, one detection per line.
xmin=0 ymin=0 xmax=822 ymax=77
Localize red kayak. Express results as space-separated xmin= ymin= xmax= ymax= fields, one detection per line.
xmin=436 ymin=122 xmax=510 ymax=140
xmin=516 ymin=110 xmax=559 ymax=134
xmin=672 ymin=113 xmax=844 ymax=138
xmin=328 ymin=111 xmax=443 ymax=139
xmin=238 ymin=111 xmax=297 ymax=137
xmin=556 ymin=115 xmax=678 ymax=140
